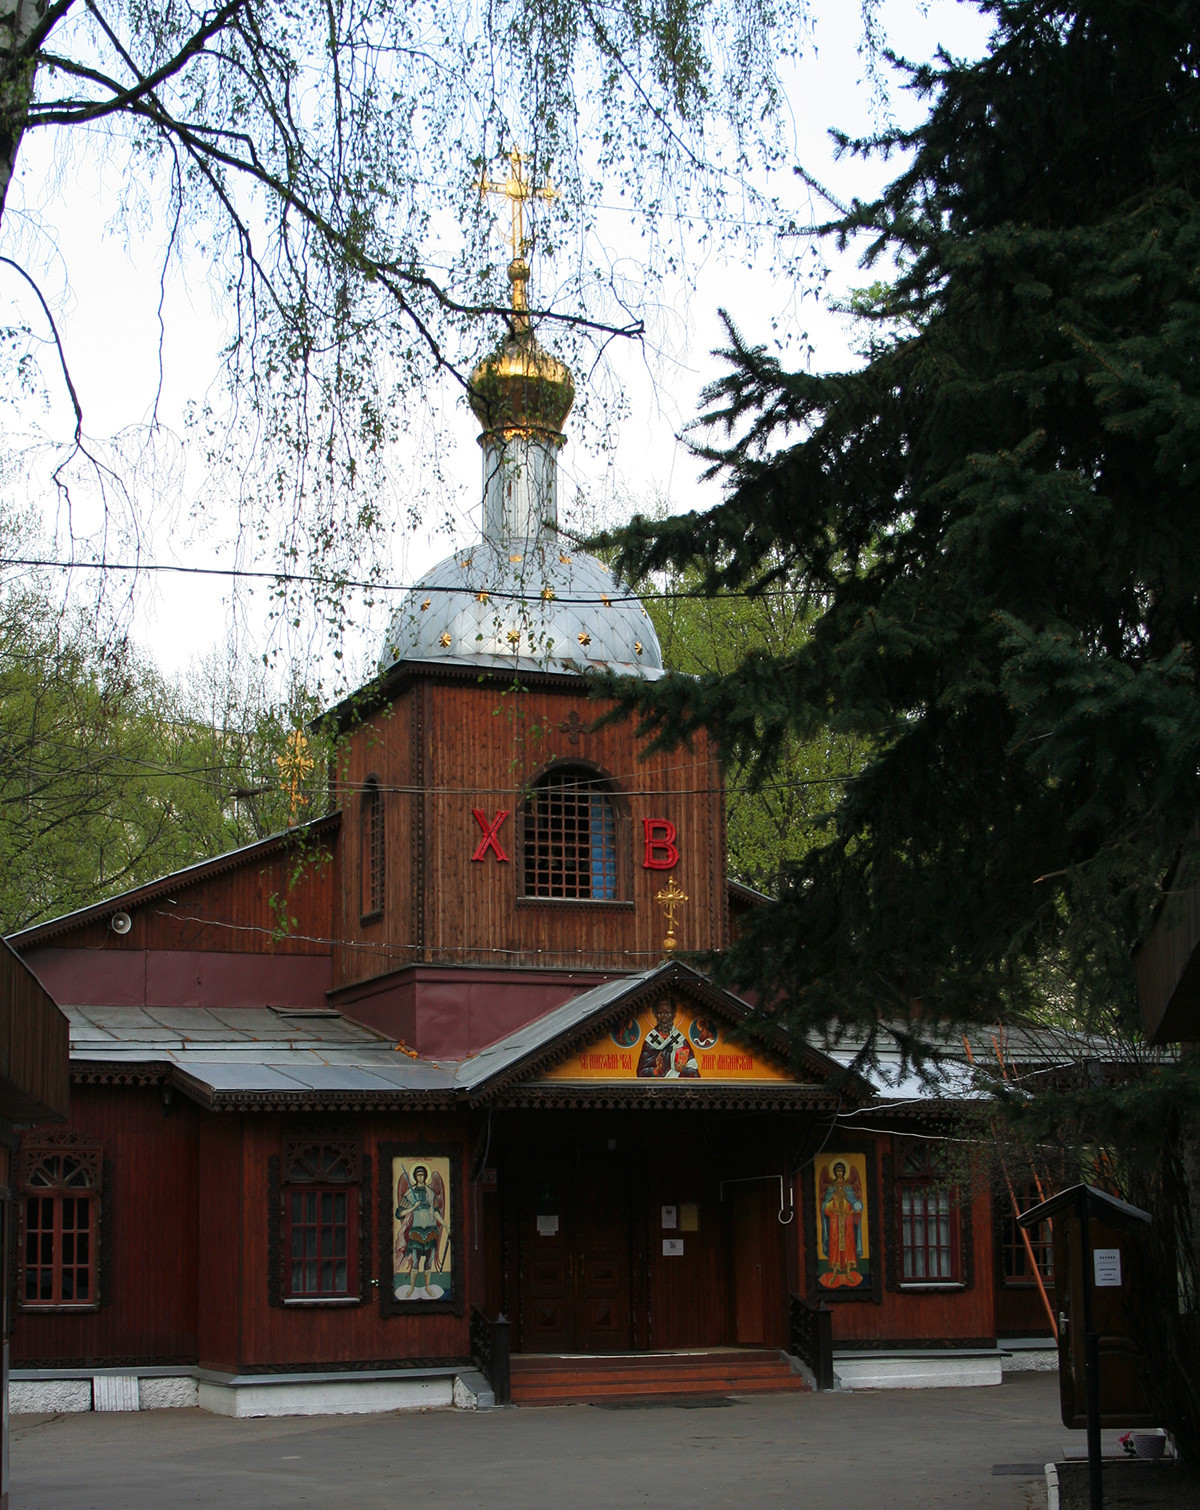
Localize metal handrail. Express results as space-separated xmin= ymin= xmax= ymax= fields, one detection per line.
xmin=469 ymin=1304 xmax=511 ymax=1406
xmin=789 ymin=1291 xmax=834 ymax=1391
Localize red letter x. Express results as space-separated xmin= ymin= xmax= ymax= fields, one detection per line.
xmin=642 ymin=818 xmax=679 ymax=870
xmin=471 ymin=808 xmax=511 ymax=862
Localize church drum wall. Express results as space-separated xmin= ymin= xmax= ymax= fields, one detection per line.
xmin=332 ymin=677 xmax=728 ymax=993
xmin=332 ymin=697 xmax=415 ymax=989
xmin=330 ymin=682 xmax=733 ymax=990
xmin=10 ymin=1086 xmax=201 ymax=1369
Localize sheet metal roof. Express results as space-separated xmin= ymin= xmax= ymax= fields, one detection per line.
xmin=453 ymin=969 xmax=660 ymax=1091
xmin=66 ymin=1005 xmax=458 ymax=1102
xmin=64 ymin=969 xmax=1127 ymax=1111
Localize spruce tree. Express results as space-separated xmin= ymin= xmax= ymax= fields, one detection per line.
xmin=602 ymin=0 xmax=1200 ymax=1453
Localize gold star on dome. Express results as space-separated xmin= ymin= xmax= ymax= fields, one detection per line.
xmin=506 ymin=628 xmax=521 ymax=646
xmin=541 ymin=586 xmax=555 ymax=601
xmin=601 ymin=594 xmax=612 ymax=607
xmin=439 ymin=632 xmax=452 ymax=647
xmin=509 ymin=553 xmax=523 ymax=563
xmin=634 ymin=641 xmax=643 ymax=655
xmin=420 ymin=598 xmax=431 ymax=611
xmin=559 ymin=553 xmax=572 ymax=564
xmin=459 ymin=555 xmax=473 ymax=572
xmin=476 ymin=590 xmax=490 ymax=603
xmin=577 ymin=630 xmax=591 ymax=647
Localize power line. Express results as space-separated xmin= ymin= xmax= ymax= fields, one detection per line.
xmin=1 ymin=555 xmax=813 ymax=608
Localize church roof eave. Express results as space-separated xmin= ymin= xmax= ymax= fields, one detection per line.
xmin=7 ymin=813 xmax=341 ymax=950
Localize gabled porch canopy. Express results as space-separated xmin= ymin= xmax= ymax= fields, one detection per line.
xmin=456 ymin=960 xmax=871 ymax=1111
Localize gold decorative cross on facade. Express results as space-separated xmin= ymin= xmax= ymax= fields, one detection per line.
xmin=276 ymin=730 xmax=314 ymax=824
xmin=655 ymin=876 xmax=689 ymax=955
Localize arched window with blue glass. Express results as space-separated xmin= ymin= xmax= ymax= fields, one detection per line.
xmin=520 ymin=764 xmax=628 ymax=902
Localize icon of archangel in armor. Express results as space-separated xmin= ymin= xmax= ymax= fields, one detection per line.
xmin=393 ymin=1157 xmax=452 ymax=1300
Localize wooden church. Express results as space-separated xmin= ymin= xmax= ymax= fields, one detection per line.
xmin=5 ymin=206 xmax=1058 ymax=1415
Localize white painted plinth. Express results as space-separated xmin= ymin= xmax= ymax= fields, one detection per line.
xmin=140 ymin=1376 xmax=199 ymax=1408
xmin=1002 ymin=1349 xmax=1058 ymax=1373
xmin=198 ymin=1376 xmax=454 ymax=1418
xmin=833 ymin=1352 xmax=1002 ymax=1390
xmin=93 ymin=1375 xmax=139 ymax=1411
xmin=9 ymin=1379 xmax=92 ymax=1414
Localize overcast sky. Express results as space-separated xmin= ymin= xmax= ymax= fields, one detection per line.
xmin=0 ymin=0 xmax=992 ymax=692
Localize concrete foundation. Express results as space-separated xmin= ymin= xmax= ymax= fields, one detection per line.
xmin=196 ymin=1375 xmax=454 ymax=1418
xmin=832 ymin=1349 xmax=1004 ymax=1390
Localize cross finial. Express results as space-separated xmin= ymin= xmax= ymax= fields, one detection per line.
xmin=654 ymin=876 xmax=689 ymax=955
xmin=276 ymin=730 xmax=314 ymax=825
xmin=479 ymin=148 xmax=556 ymax=329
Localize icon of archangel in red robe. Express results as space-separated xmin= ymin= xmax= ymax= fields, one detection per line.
xmin=818 ymin=1160 xmax=865 ymax=1289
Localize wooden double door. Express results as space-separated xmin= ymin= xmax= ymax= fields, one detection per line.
xmin=506 ymin=1117 xmax=792 ymax=1355
xmin=519 ymin=1154 xmax=635 ymax=1353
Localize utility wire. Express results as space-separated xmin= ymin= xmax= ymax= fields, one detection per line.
xmin=1 ymin=555 xmax=817 ymax=608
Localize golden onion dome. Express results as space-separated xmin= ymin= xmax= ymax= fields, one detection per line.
xmin=468 ymin=257 xmax=575 ymax=439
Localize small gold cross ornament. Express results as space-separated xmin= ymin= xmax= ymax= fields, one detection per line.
xmin=276 ymin=730 xmax=314 ymax=824
xmin=654 ymin=876 xmax=689 ymax=955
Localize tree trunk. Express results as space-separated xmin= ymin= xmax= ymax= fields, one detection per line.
xmin=0 ymin=0 xmax=49 ymax=225
xmin=1182 ymin=1045 xmax=1200 ymax=1289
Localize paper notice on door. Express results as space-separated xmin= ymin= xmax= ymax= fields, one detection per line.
xmin=680 ymin=1203 xmax=700 ymax=1232
xmin=663 ymin=1238 xmax=684 ymax=1256
xmin=536 ymin=1215 xmax=559 ymax=1236
xmin=661 ymin=1205 xmax=678 ymax=1229
xmin=1094 ymin=1248 xmax=1122 ymax=1287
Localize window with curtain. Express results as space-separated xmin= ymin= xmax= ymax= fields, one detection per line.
xmin=897 ymin=1144 xmax=961 ymax=1284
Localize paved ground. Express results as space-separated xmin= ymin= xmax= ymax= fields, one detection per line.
xmin=11 ymin=1372 xmax=1105 ymax=1510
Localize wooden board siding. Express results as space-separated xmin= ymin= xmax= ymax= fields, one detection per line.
xmin=0 ymin=941 xmax=69 ymax=1123
xmin=332 ymin=676 xmax=728 ymax=991
xmin=796 ymin=1135 xmax=997 ymax=1348
xmin=198 ymin=1112 xmax=242 ymax=1372
xmin=10 ymin=1086 xmax=200 ymax=1368
xmin=16 ymin=836 xmax=336 ymax=959
xmin=237 ymin=1114 xmax=469 ymax=1370
xmin=331 ymin=698 xmax=415 ymax=987
xmin=1134 ymin=875 xmax=1200 ymax=1043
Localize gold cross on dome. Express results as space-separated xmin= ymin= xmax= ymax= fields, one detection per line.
xmin=479 ymin=148 xmax=556 ymax=261
xmin=655 ymin=876 xmax=689 ymax=954
xmin=275 ymin=730 xmax=314 ymax=824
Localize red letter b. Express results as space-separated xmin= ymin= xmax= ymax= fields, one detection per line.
xmin=642 ymin=818 xmax=678 ymax=870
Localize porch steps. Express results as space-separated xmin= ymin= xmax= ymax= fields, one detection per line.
xmin=509 ymin=1348 xmax=809 ymax=1405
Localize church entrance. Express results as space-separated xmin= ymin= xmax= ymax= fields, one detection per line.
xmin=518 ymin=1152 xmax=635 ymax=1352
xmin=496 ymin=1111 xmax=795 ymax=1356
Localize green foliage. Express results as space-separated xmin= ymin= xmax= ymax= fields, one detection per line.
xmin=643 ymin=562 xmax=866 ymax=891
xmin=605 ymin=0 xmax=1200 ymax=1042
xmin=599 ymin=1 xmax=1200 ymax=1456
xmin=0 ymin=0 xmax=836 ymax=632
xmin=0 ymin=565 xmax=315 ymax=933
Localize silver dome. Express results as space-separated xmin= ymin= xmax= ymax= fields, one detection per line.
xmin=381 ymin=540 xmax=664 ymax=679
